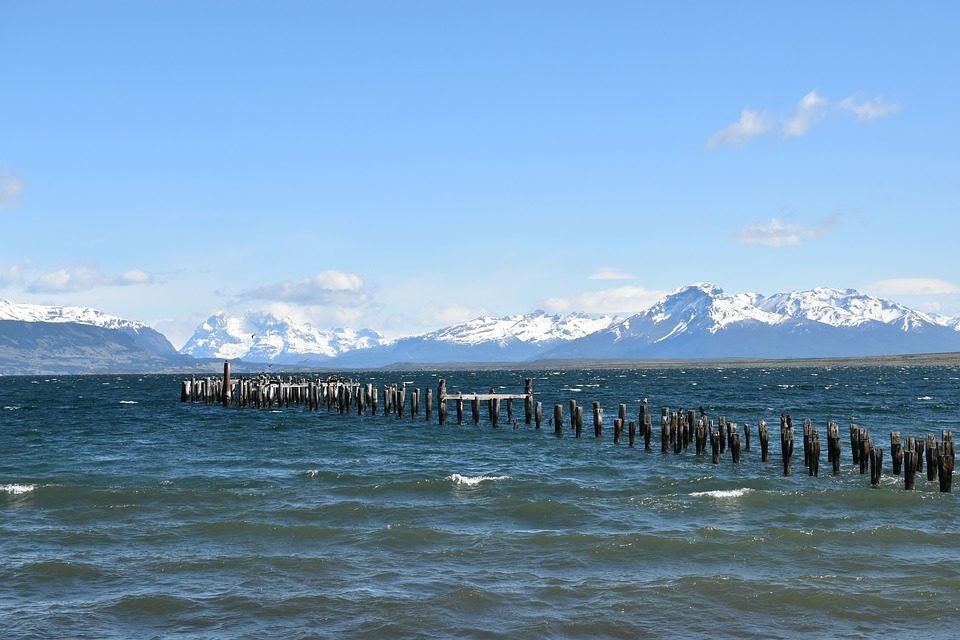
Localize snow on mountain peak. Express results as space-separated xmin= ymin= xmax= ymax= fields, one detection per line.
xmin=424 ymin=310 xmax=619 ymax=346
xmin=180 ymin=311 xmax=386 ymax=362
xmin=0 ymin=298 xmax=146 ymax=330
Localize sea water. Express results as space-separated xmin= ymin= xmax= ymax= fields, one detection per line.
xmin=2 ymin=367 xmax=959 ymax=638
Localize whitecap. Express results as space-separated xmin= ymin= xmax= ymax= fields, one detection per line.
xmin=1 ymin=484 xmax=36 ymax=495
xmin=690 ymin=488 xmax=753 ymax=498
xmin=447 ymin=474 xmax=510 ymax=487
xmin=917 ymin=396 xmax=933 ymax=401
xmin=560 ymin=387 xmax=582 ymax=392
xmin=119 ymin=400 xmax=139 ymax=405
xmin=304 ymin=469 xmax=321 ymax=478
xmin=3 ymin=406 xmax=21 ymax=411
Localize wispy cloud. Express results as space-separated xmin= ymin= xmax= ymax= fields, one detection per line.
xmin=706 ymin=108 xmax=771 ymax=149
xmin=589 ymin=267 xmax=637 ymax=281
xmin=238 ymin=270 xmax=369 ymax=306
xmin=839 ymin=96 xmax=901 ymax=121
xmin=734 ymin=214 xmax=841 ymax=247
xmin=0 ymin=264 xmax=23 ymax=288
xmin=866 ymin=278 xmax=960 ymax=296
xmin=0 ymin=170 xmax=23 ymax=208
xmin=782 ymin=90 xmax=828 ymax=137
xmin=27 ymin=265 xmax=156 ymax=293
xmin=544 ymin=285 xmax=668 ymax=314
xmin=709 ymin=90 xmax=900 ymax=148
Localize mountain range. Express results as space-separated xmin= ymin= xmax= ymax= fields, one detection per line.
xmin=3 ymin=283 xmax=960 ymax=373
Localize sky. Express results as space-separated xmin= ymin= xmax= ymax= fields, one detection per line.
xmin=1 ymin=1 xmax=959 ymax=348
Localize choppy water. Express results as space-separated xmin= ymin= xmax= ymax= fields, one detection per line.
xmin=2 ymin=366 xmax=959 ymax=639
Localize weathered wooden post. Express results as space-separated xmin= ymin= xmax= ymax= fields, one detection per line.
xmin=471 ymin=396 xmax=480 ymax=425
xmin=858 ymin=429 xmax=871 ymax=475
xmin=222 ymin=361 xmax=231 ymax=407
xmin=671 ymin=412 xmax=680 ymax=452
xmin=643 ymin=411 xmax=652 ymax=451
xmin=891 ymin=432 xmax=903 ymax=475
xmin=850 ymin=423 xmax=860 ymax=466
xmin=926 ymin=435 xmax=939 ymax=482
xmin=731 ymin=429 xmax=741 ymax=464
xmin=570 ymin=399 xmax=578 ymax=433
xmin=661 ymin=408 xmax=670 ymax=454
xmin=491 ymin=395 xmax=501 ymax=428
xmin=553 ymin=404 xmax=563 ymax=437
xmin=524 ymin=378 xmax=533 ymax=425
xmin=695 ymin=418 xmax=706 ymax=455
xmin=629 ymin=420 xmax=637 ymax=447
xmin=398 ymin=384 xmax=406 ymax=418
xmin=619 ymin=403 xmax=628 ymax=425
xmin=438 ymin=379 xmax=447 ymax=426
xmin=423 ymin=388 xmax=430 ymax=421
xmin=809 ymin=431 xmax=821 ymax=477
xmin=593 ymin=402 xmax=603 ymax=438
xmin=904 ymin=438 xmax=918 ymax=490
xmin=181 ymin=380 xmax=190 ymax=403
xmin=574 ymin=406 xmax=584 ymax=438
xmin=412 ymin=388 xmax=420 ymax=418
xmin=869 ymin=446 xmax=883 ymax=486
xmin=743 ymin=422 xmax=751 ymax=452
xmin=686 ymin=409 xmax=696 ymax=450
xmin=507 ymin=398 xmax=513 ymax=425
xmin=710 ymin=428 xmax=720 ymax=464
xmin=803 ymin=419 xmax=813 ymax=469
xmin=456 ymin=398 xmax=464 ymax=425
xmin=673 ymin=413 xmax=683 ymax=455
xmin=535 ymin=401 xmax=543 ymax=429
xmin=781 ymin=423 xmax=794 ymax=476
xmin=915 ymin=437 xmax=924 ymax=474
xmin=938 ymin=440 xmax=954 ymax=492
xmin=718 ymin=416 xmax=727 ymax=454
xmin=613 ymin=418 xmax=622 ymax=444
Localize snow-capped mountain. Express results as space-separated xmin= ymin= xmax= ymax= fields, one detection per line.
xmin=0 ymin=298 xmax=182 ymax=373
xmin=543 ymin=283 xmax=960 ymax=360
xmin=179 ymin=311 xmax=387 ymax=364
xmin=331 ymin=310 xmax=620 ymax=366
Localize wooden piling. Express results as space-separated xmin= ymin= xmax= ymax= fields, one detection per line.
xmin=524 ymin=379 xmax=533 ymax=425
xmin=472 ymin=396 xmax=480 ymax=425
xmin=575 ymin=406 xmax=584 ymax=438
xmin=628 ymin=420 xmax=637 ymax=447
xmin=456 ymin=398 xmax=464 ymax=425
xmin=891 ymin=432 xmax=903 ymax=475
xmin=554 ymin=404 xmax=563 ymax=437
xmin=744 ymin=422 xmax=751 ymax=452
xmin=759 ymin=420 xmax=769 ymax=462
xmin=809 ymin=431 xmax=821 ymax=477
xmin=904 ymin=438 xmax=918 ymax=490
xmin=593 ymin=402 xmax=603 ymax=438
xmin=869 ymin=446 xmax=883 ymax=486
xmin=221 ymin=362 xmax=231 ymax=407
xmin=780 ymin=422 xmax=794 ymax=476
xmin=424 ymin=388 xmax=431 ymax=421
xmin=491 ymin=395 xmax=501 ymax=428
xmin=938 ymin=440 xmax=954 ymax=492
xmin=613 ymin=418 xmax=622 ymax=445
xmin=570 ymin=399 xmax=578 ymax=433
xmin=926 ymin=435 xmax=939 ymax=482
xmin=731 ymin=428 xmax=741 ymax=464
xmin=535 ymin=401 xmax=543 ymax=429
xmin=710 ymin=428 xmax=720 ymax=464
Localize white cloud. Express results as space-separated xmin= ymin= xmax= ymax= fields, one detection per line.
xmin=734 ymin=214 xmax=841 ymax=247
xmin=589 ymin=267 xmax=637 ymax=281
xmin=782 ymin=90 xmax=828 ymax=137
xmin=27 ymin=265 xmax=155 ymax=293
xmin=710 ymin=90 xmax=899 ymax=148
xmin=706 ymin=108 xmax=771 ymax=149
xmin=0 ymin=264 xmax=23 ymax=288
xmin=544 ymin=285 xmax=668 ymax=314
xmin=866 ymin=278 xmax=960 ymax=296
xmin=238 ymin=270 xmax=368 ymax=306
xmin=0 ymin=171 xmax=23 ymax=208
xmin=839 ymin=96 xmax=901 ymax=121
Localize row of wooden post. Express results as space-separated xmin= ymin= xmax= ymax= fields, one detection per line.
xmin=181 ymin=364 xmax=956 ymax=492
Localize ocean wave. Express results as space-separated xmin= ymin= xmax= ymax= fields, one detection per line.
xmin=119 ymin=400 xmax=139 ymax=404
xmin=3 ymin=406 xmax=21 ymax=410
xmin=447 ymin=474 xmax=510 ymax=487
xmin=917 ymin=396 xmax=933 ymax=401
xmin=1 ymin=484 xmax=35 ymax=495
xmin=690 ymin=488 xmax=753 ymax=498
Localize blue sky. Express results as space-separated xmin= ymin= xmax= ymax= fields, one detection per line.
xmin=1 ymin=1 xmax=958 ymax=347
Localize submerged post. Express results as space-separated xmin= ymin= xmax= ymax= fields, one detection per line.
xmin=524 ymin=378 xmax=533 ymax=425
